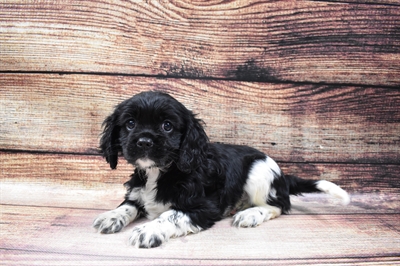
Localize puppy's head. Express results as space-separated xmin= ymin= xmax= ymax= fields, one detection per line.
xmin=100 ymin=91 xmax=208 ymax=173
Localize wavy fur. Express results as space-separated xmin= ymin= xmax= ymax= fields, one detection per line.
xmin=94 ymin=91 xmax=350 ymax=248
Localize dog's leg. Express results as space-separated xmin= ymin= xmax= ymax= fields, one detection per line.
xmin=93 ymin=204 xmax=138 ymax=234
xmin=129 ymin=209 xmax=202 ymax=248
xmin=232 ymin=157 xmax=283 ymax=227
xmin=232 ymin=205 xmax=281 ymax=227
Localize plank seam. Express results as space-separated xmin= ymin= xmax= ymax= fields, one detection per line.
xmin=1 ymin=149 xmax=399 ymax=166
xmin=1 ymin=71 xmax=399 ymax=90
xmin=311 ymin=0 xmax=400 ymax=7
xmin=1 ymin=247 xmax=400 ymax=262
xmin=1 ymin=203 xmax=399 ymax=215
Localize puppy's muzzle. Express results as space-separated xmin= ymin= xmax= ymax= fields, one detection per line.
xmin=137 ymin=137 xmax=154 ymax=149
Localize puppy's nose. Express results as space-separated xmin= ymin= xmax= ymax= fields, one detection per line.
xmin=136 ymin=137 xmax=154 ymax=149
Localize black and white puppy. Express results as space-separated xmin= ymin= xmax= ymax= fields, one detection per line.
xmin=93 ymin=91 xmax=350 ymax=248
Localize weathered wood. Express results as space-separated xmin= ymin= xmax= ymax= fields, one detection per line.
xmin=3 ymin=251 xmax=399 ymax=266
xmin=1 ymin=1 xmax=398 ymax=264
xmin=329 ymin=0 xmax=400 ymax=4
xmin=0 ymin=152 xmax=134 ymax=186
xmin=1 ymin=204 xmax=399 ymax=263
xmin=1 ymin=1 xmax=399 ymax=86
xmin=1 ymin=152 xmax=399 ymax=195
xmin=1 ymin=74 xmax=399 ymax=164
xmin=1 ymin=181 xmax=398 ymax=214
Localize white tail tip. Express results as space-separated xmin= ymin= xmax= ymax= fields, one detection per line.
xmin=316 ymin=180 xmax=351 ymax=205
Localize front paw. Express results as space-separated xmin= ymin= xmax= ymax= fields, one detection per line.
xmin=93 ymin=205 xmax=137 ymax=234
xmin=93 ymin=211 xmax=126 ymax=234
xmin=129 ymin=223 xmax=167 ymax=248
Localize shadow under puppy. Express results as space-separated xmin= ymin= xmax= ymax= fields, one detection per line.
xmin=93 ymin=91 xmax=350 ymax=248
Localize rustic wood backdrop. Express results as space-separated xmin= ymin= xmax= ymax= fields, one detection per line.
xmin=1 ymin=0 xmax=399 ymax=193
xmin=1 ymin=0 xmax=399 ymax=264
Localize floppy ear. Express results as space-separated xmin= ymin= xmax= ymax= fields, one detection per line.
xmin=100 ymin=112 xmax=121 ymax=169
xmin=177 ymin=114 xmax=209 ymax=173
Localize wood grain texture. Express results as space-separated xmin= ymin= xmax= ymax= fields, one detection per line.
xmin=1 ymin=1 xmax=398 ymax=264
xmin=1 ymin=1 xmax=399 ymax=86
xmin=1 ymin=74 xmax=399 ymax=164
xmin=0 ymin=152 xmax=134 ymax=185
xmin=1 ymin=181 xmax=398 ymax=214
xmin=1 ymin=204 xmax=399 ymax=264
xmin=3 ymin=252 xmax=399 ymax=266
xmin=1 ymin=152 xmax=399 ymax=194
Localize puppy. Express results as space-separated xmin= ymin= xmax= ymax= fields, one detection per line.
xmin=93 ymin=90 xmax=350 ymax=248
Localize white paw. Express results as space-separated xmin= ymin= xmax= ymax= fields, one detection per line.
xmin=93 ymin=205 xmax=137 ymax=234
xmin=129 ymin=221 xmax=168 ymax=248
xmin=232 ymin=208 xmax=266 ymax=228
xmin=128 ymin=210 xmax=201 ymax=248
xmin=232 ymin=206 xmax=281 ymax=228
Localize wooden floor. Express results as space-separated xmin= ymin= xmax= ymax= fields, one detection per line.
xmin=1 ymin=1 xmax=399 ymax=265
xmin=1 ymin=181 xmax=399 ymax=265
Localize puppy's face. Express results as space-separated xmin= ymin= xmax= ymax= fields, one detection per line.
xmin=100 ymin=91 xmax=208 ymax=172
xmin=118 ymin=93 xmax=185 ymax=169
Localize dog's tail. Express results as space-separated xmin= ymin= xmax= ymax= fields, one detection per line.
xmin=286 ymin=175 xmax=350 ymax=205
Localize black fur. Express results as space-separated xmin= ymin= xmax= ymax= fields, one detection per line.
xmin=95 ymin=90 xmax=347 ymax=247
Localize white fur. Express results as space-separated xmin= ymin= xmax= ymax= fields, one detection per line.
xmin=232 ymin=205 xmax=282 ymax=227
xmin=128 ymin=165 xmax=171 ymax=220
xmin=93 ymin=204 xmax=138 ymax=233
xmin=136 ymin=159 xmax=156 ymax=169
xmin=316 ymin=180 xmax=351 ymax=205
xmin=243 ymin=157 xmax=280 ymax=206
xmin=233 ymin=157 xmax=282 ymax=227
xmin=94 ymin=160 xmax=171 ymax=233
xmin=266 ymin=156 xmax=282 ymax=176
xmin=129 ymin=210 xmax=202 ymax=248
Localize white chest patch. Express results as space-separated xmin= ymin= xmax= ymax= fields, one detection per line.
xmin=128 ymin=165 xmax=171 ymax=220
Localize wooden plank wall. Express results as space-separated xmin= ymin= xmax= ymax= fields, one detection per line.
xmin=1 ymin=0 xmax=399 ymax=196
xmin=1 ymin=1 xmax=400 ymax=264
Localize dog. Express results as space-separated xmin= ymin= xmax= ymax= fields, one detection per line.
xmin=93 ymin=90 xmax=350 ymax=248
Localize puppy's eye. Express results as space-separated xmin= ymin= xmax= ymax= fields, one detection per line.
xmin=126 ymin=120 xmax=136 ymax=131
xmin=162 ymin=121 xmax=173 ymax=132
